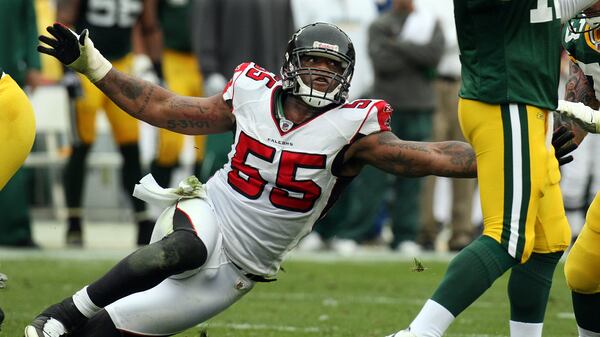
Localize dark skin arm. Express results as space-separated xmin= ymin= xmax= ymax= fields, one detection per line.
xmin=557 ymin=59 xmax=595 ymax=144
xmin=342 ymin=131 xmax=477 ymax=178
xmin=96 ymin=68 xmax=234 ymax=134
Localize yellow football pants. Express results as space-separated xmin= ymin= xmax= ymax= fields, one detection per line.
xmin=458 ymin=98 xmax=570 ymax=263
xmin=74 ymin=55 xmax=139 ymax=145
xmin=0 ymin=74 xmax=36 ymax=190
xmin=155 ymin=49 xmax=206 ymax=166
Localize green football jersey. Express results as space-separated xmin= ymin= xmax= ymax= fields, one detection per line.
xmin=454 ymin=0 xmax=563 ymax=110
xmin=159 ymin=0 xmax=192 ymax=52
xmin=562 ymin=19 xmax=600 ymax=100
xmin=76 ymin=0 xmax=143 ymax=61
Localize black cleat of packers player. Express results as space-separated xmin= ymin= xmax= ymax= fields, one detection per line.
xmin=24 ymin=297 xmax=87 ymax=337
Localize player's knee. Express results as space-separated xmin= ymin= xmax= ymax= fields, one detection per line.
xmin=157 ymin=230 xmax=208 ymax=273
xmin=565 ymin=257 xmax=599 ymax=294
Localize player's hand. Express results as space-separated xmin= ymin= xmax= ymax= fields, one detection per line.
xmin=552 ymin=126 xmax=577 ymax=166
xmin=556 ymin=100 xmax=600 ymax=133
xmin=38 ymin=23 xmax=112 ymax=83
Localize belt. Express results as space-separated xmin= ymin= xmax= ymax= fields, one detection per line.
xmin=231 ymin=261 xmax=277 ymax=283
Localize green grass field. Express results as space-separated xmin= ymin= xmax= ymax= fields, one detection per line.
xmin=0 ymin=255 xmax=578 ymax=337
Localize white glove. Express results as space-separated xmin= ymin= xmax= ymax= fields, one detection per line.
xmin=38 ymin=23 xmax=112 ymax=83
xmin=132 ymin=54 xmax=160 ymax=84
xmin=556 ymin=100 xmax=600 ymax=133
xmin=204 ymin=73 xmax=227 ymax=96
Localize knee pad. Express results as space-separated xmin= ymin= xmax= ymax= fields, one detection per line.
xmin=150 ymin=198 xmax=220 ymax=279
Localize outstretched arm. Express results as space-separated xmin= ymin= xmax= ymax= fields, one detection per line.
xmin=343 ymin=131 xmax=477 ymax=178
xmin=95 ymin=69 xmax=233 ymax=134
xmin=38 ymin=23 xmax=234 ymax=135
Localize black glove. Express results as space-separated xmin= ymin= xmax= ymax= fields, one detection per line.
xmin=552 ymin=126 xmax=578 ymax=166
xmin=37 ymin=23 xmax=83 ymax=65
xmin=38 ymin=23 xmax=112 ymax=82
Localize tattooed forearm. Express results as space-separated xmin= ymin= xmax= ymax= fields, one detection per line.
xmin=565 ymin=61 xmax=599 ymax=109
xmin=93 ymin=68 xmax=234 ymax=134
xmin=432 ymin=141 xmax=477 ymax=178
xmin=96 ymin=69 xmax=163 ymax=121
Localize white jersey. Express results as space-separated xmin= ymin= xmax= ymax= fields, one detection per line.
xmin=205 ymin=62 xmax=392 ymax=276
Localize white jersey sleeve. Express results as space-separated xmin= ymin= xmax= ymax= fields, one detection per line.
xmin=350 ymin=99 xmax=393 ymax=137
xmin=222 ymin=62 xmax=279 ymax=111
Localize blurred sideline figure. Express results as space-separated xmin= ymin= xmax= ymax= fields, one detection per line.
xmin=417 ymin=0 xmax=476 ymax=252
xmin=555 ymin=4 xmax=600 ymax=336
xmin=27 ymin=21 xmax=483 ymax=336
xmin=145 ymin=0 xmax=207 ymax=189
xmin=56 ymin=0 xmax=161 ymax=246
xmin=292 ymin=0 xmax=382 ymax=253
xmin=0 ymin=0 xmax=52 ymax=247
xmin=369 ymin=0 xmax=445 ymax=254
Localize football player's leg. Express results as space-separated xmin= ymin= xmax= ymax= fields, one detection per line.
xmin=151 ymin=129 xmax=185 ymax=187
xmin=397 ymin=101 xmax=549 ymax=337
xmin=64 ymin=75 xmax=100 ymax=246
xmin=73 ymin=251 xmax=254 ymax=336
xmin=0 ymin=74 xmax=36 ymax=190
xmin=507 ymin=120 xmax=571 ymax=337
xmin=25 ymin=198 xmax=219 ymax=336
xmin=565 ymin=192 xmax=600 ymax=335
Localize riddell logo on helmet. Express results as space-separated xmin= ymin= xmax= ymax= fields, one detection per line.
xmin=313 ymin=41 xmax=339 ymax=52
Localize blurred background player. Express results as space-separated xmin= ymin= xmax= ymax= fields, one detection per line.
xmin=56 ymin=0 xmax=161 ymax=246
xmin=556 ymin=6 xmax=600 ymax=336
xmin=0 ymin=0 xmax=52 ymax=247
xmin=140 ymin=0 xmax=207 ymax=189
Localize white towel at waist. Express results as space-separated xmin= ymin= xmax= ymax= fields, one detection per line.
xmin=133 ymin=173 xmax=207 ymax=209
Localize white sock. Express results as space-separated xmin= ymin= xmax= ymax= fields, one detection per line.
xmin=409 ymin=299 xmax=455 ymax=337
xmin=509 ymin=320 xmax=543 ymax=337
xmin=72 ymin=286 xmax=102 ymax=318
xmin=579 ymin=326 xmax=600 ymax=337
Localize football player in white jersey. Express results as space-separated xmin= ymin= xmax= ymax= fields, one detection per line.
xmin=26 ymin=22 xmax=573 ymax=337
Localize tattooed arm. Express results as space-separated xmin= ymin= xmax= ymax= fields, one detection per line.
xmin=556 ymin=59 xmax=595 ymax=143
xmin=342 ymin=131 xmax=477 ymax=178
xmin=37 ymin=23 xmax=234 ymax=134
xmin=95 ymin=68 xmax=234 ymax=134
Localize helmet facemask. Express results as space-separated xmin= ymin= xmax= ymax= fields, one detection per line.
xmin=283 ymin=49 xmax=353 ymax=108
xmin=569 ymin=7 xmax=600 ymax=34
xmin=281 ymin=22 xmax=355 ymax=108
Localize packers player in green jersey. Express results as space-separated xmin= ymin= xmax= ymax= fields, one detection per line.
xmin=553 ymin=4 xmax=600 ymax=336
xmin=149 ymin=0 xmax=207 ymax=189
xmin=386 ymin=1 xmax=600 ymax=337
xmin=57 ymin=0 xmax=161 ymax=246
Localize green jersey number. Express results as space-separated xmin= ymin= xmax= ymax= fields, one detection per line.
xmin=530 ymin=0 xmax=561 ymax=23
xmin=87 ymin=0 xmax=142 ymax=28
